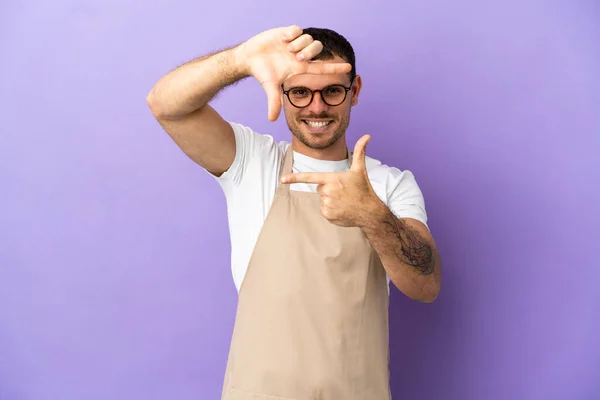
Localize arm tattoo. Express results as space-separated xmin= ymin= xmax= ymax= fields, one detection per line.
xmin=382 ymin=218 xmax=435 ymax=275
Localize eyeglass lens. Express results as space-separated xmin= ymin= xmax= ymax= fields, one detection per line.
xmin=287 ymin=85 xmax=348 ymax=107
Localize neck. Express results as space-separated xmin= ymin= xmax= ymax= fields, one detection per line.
xmin=291 ymin=136 xmax=349 ymax=161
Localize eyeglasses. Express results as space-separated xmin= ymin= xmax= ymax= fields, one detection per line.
xmin=281 ymin=82 xmax=353 ymax=108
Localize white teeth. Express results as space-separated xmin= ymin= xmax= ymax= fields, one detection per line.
xmin=305 ymin=121 xmax=330 ymax=128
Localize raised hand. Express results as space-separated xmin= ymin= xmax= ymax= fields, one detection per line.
xmin=280 ymin=135 xmax=384 ymax=227
xmin=238 ymin=25 xmax=352 ymax=121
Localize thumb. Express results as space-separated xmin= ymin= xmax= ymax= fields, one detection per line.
xmin=262 ymin=81 xmax=282 ymax=122
xmin=351 ymin=134 xmax=371 ymax=172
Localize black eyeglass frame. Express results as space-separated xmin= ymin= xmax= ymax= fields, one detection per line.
xmin=281 ymin=81 xmax=355 ymax=108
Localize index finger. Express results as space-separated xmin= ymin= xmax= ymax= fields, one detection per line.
xmin=305 ymin=61 xmax=352 ymax=75
xmin=280 ymin=172 xmax=330 ymax=185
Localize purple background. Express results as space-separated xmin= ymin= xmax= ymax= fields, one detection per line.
xmin=1 ymin=0 xmax=599 ymax=399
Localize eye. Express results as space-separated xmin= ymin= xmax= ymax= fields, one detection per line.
xmin=325 ymin=86 xmax=344 ymax=94
xmin=290 ymin=88 xmax=310 ymax=97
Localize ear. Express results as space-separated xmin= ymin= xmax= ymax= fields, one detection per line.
xmin=350 ymin=75 xmax=362 ymax=106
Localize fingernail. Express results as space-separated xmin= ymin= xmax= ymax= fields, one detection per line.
xmin=297 ymin=53 xmax=305 ymax=61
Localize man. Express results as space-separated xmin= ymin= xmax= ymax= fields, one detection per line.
xmin=147 ymin=25 xmax=441 ymax=400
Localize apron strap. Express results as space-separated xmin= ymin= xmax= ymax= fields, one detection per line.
xmin=279 ymin=147 xmax=294 ymax=194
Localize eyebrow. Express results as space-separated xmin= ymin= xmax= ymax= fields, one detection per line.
xmin=284 ymin=82 xmax=347 ymax=89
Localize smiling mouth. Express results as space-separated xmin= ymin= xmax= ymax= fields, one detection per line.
xmin=302 ymin=120 xmax=333 ymax=128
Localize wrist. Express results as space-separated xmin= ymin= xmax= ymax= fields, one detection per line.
xmin=231 ymin=43 xmax=252 ymax=78
xmin=359 ymin=196 xmax=390 ymax=232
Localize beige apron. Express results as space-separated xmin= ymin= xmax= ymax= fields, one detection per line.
xmin=221 ymin=147 xmax=391 ymax=400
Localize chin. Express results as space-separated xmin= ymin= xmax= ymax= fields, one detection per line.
xmin=294 ymin=126 xmax=341 ymax=150
xmin=301 ymin=137 xmax=336 ymax=150
xmin=287 ymin=116 xmax=350 ymax=151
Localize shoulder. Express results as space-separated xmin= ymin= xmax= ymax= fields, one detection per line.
xmin=228 ymin=121 xmax=290 ymax=154
xmin=214 ymin=121 xmax=288 ymax=187
xmin=227 ymin=121 xmax=286 ymax=153
xmin=362 ymin=154 xmax=418 ymax=190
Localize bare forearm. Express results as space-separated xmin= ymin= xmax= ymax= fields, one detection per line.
xmin=146 ymin=46 xmax=249 ymax=119
xmin=361 ymin=201 xmax=441 ymax=302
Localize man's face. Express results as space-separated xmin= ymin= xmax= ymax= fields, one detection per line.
xmin=282 ymin=56 xmax=361 ymax=151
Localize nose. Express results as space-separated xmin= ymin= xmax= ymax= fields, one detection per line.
xmin=306 ymin=91 xmax=329 ymax=114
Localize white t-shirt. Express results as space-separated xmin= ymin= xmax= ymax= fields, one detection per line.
xmin=210 ymin=121 xmax=428 ymax=293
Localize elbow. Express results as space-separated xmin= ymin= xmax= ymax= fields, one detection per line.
xmin=419 ymin=285 xmax=440 ymax=303
xmin=417 ymin=255 xmax=442 ymax=303
xmin=145 ymin=83 xmax=174 ymax=120
xmin=146 ymin=89 xmax=163 ymax=118
xmin=389 ymin=248 xmax=442 ymax=303
xmin=412 ymin=286 xmax=440 ymax=303
xmin=146 ymin=89 xmax=188 ymax=121
xmin=392 ymin=276 xmax=441 ymax=303
xmin=420 ymin=274 xmax=441 ymax=303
